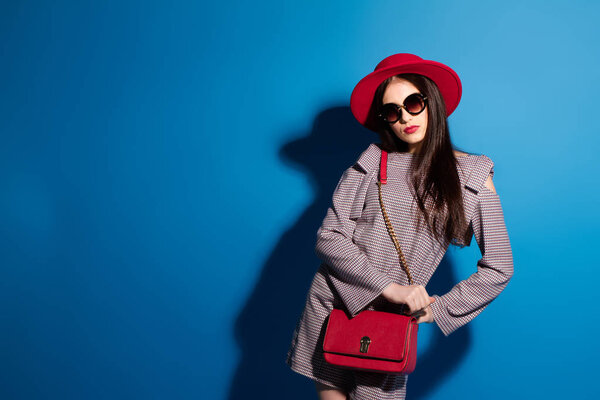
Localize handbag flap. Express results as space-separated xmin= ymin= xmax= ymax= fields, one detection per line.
xmin=323 ymin=309 xmax=417 ymax=362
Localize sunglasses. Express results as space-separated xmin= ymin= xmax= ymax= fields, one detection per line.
xmin=378 ymin=93 xmax=428 ymax=124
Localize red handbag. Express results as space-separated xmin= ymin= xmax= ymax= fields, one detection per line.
xmin=322 ymin=149 xmax=420 ymax=375
xmin=323 ymin=309 xmax=418 ymax=374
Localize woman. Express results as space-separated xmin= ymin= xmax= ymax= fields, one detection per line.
xmin=285 ymin=53 xmax=514 ymax=399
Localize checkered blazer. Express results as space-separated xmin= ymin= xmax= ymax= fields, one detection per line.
xmin=286 ymin=142 xmax=514 ymax=395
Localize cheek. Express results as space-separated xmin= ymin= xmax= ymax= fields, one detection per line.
xmin=392 ymin=123 xmax=404 ymax=136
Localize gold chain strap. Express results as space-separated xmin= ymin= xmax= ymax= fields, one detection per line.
xmin=377 ymin=180 xmax=414 ymax=285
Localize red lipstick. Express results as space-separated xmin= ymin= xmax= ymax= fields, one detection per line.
xmin=404 ymin=125 xmax=419 ymax=134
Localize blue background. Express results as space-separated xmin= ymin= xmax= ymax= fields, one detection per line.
xmin=1 ymin=1 xmax=598 ymax=399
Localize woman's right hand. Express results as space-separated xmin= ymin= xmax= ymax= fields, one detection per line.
xmin=382 ymin=283 xmax=436 ymax=314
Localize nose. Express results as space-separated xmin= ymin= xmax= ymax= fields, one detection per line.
xmin=397 ymin=108 xmax=411 ymax=125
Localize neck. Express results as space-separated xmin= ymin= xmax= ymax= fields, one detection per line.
xmin=407 ymin=142 xmax=423 ymax=154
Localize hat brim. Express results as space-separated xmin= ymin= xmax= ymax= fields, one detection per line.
xmin=350 ymin=60 xmax=462 ymax=132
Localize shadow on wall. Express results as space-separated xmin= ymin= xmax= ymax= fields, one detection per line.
xmin=227 ymin=106 xmax=471 ymax=399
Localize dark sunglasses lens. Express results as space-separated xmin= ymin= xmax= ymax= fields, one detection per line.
xmin=405 ymin=94 xmax=425 ymax=114
xmin=381 ymin=105 xmax=400 ymax=122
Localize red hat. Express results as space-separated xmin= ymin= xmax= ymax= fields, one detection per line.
xmin=350 ymin=53 xmax=462 ymax=132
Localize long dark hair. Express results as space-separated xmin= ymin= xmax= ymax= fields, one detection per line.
xmin=372 ymin=73 xmax=470 ymax=246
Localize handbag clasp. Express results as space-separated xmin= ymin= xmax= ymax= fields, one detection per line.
xmin=359 ymin=336 xmax=371 ymax=353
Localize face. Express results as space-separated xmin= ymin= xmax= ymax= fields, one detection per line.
xmin=381 ymin=77 xmax=428 ymax=154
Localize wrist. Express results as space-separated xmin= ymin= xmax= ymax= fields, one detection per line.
xmin=382 ymin=282 xmax=398 ymax=302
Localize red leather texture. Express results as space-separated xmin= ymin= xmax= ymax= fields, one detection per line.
xmin=380 ymin=150 xmax=388 ymax=184
xmin=323 ymin=309 xmax=418 ymax=375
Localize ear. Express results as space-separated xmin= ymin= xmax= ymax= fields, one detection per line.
xmin=484 ymin=174 xmax=496 ymax=194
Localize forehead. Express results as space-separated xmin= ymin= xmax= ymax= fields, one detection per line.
xmin=382 ymin=77 xmax=420 ymax=103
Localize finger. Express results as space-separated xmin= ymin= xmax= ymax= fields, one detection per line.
xmin=429 ymin=296 xmax=436 ymax=304
xmin=411 ymin=291 xmax=428 ymax=312
xmin=412 ymin=296 xmax=421 ymax=311
xmin=407 ymin=296 xmax=419 ymax=313
xmin=417 ymin=286 xmax=429 ymax=303
xmin=408 ymin=301 xmax=418 ymax=314
xmin=424 ymin=307 xmax=433 ymax=323
xmin=410 ymin=294 xmax=422 ymax=311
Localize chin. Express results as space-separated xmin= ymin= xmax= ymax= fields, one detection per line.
xmin=396 ymin=134 xmax=425 ymax=145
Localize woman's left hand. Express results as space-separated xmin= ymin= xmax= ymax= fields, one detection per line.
xmin=412 ymin=305 xmax=434 ymax=324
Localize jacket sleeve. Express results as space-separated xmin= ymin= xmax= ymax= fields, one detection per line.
xmin=429 ymin=156 xmax=514 ymax=336
xmin=315 ymin=164 xmax=394 ymax=318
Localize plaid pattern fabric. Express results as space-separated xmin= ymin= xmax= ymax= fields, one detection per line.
xmin=286 ymin=143 xmax=514 ymax=398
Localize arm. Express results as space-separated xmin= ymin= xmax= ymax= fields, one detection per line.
xmin=315 ymin=165 xmax=394 ymax=318
xmin=429 ymin=165 xmax=514 ymax=336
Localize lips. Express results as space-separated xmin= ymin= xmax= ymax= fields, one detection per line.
xmin=404 ymin=125 xmax=419 ymax=134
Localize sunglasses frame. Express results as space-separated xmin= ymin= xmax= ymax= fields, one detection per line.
xmin=378 ymin=93 xmax=428 ymax=124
